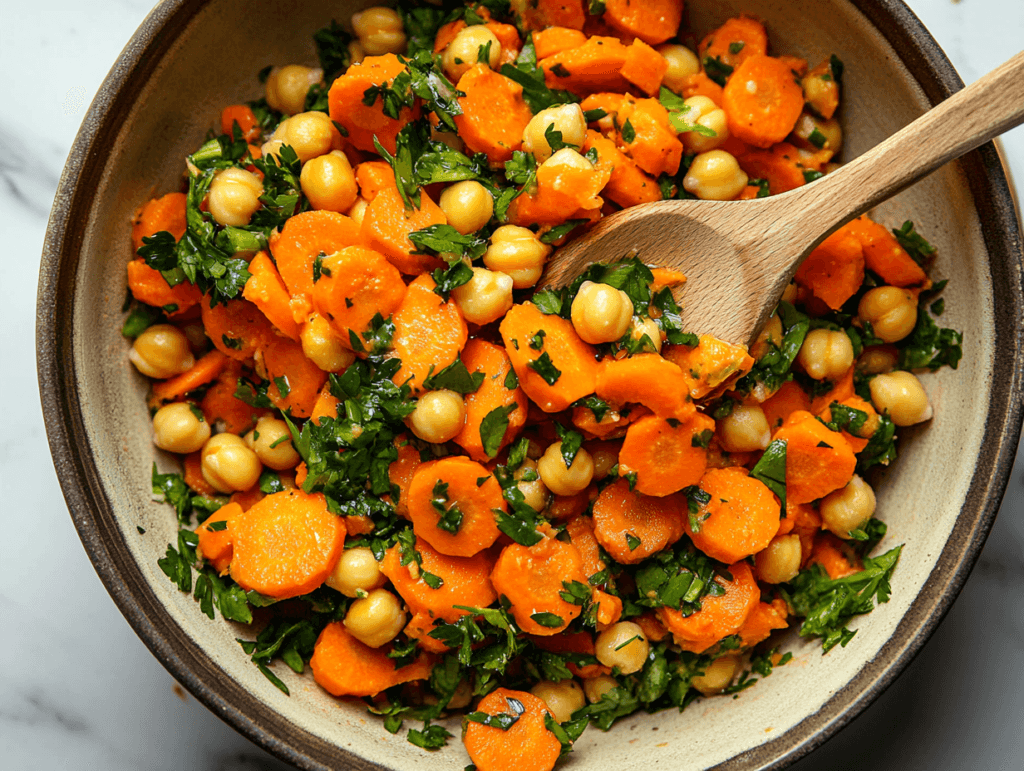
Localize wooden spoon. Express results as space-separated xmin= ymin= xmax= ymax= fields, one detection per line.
xmin=539 ymin=51 xmax=1024 ymax=346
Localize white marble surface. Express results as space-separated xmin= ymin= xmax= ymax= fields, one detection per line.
xmin=2 ymin=1 xmax=1021 ymax=768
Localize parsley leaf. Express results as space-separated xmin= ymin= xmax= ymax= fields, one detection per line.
xmin=702 ymin=56 xmax=734 ymax=86
xmin=527 ymin=352 xmax=562 ymax=385
xmin=480 ymin=403 xmax=518 ymax=458
xmin=423 ymin=359 xmax=486 ymax=394
xmin=749 ymin=439 xmax=787 ymax=511
xmin=892 ymin=221 xmax=937 ymax=266
xmin=554 ymin=423 xmax=584 ymax=467
xmin=897 ymin=305 xmax=963 ymax=371
xmin=500 ymin=34 xmax=579 ymax=112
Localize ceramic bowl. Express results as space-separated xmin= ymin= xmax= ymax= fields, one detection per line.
xmin=37 ymin=0 xmax=1023 ymax=768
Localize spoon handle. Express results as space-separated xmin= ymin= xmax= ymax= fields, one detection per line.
xmin=786 ymin=50 xmax=1024 ymax=249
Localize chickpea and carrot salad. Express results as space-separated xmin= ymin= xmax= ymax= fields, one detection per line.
xmin=125 ymin=0 xmax=964 ymax=766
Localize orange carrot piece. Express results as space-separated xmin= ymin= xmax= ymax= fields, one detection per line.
xmin=127 ymin=259 xmax=203 ymax=313
xmin=486 ymin=22 xmax=522 ymax=63
xmin=809 ymin=365 xmax=855 ymax=415
xmin=521 ymin=0 xmax=586 ymax=31
xmin=381 ymin=536 xmax=497 ymax=623
xmin=360 ymin=186 xmax=448 ymax=276
xmin=699 ymin=16 xmax=769 ymax=72
xmin=583 ymin=130 xmax=662 ymax=208
xmin=387 ymin=436 xmax=421 ymax=519
xmin=354 ymin=160 xmax=396 ymax=201
xmin=616 ymin=97 xmax=683 ymax=178
xmin=196 ymin=502 xmax=241 ymax=575
xmin=491 ymin=536 xmax=588 ymax=635
xmin=794 ymin=230 xmax=865 ymax=310
xmin=737 ymin=598 xmax=789 ymax=648
xmin=602 ymin=0 xmax=683 ymax=45
xmin=593 ymin=589 xmax=623 ymax=629
xmin=183 ymin=451 xmax=216 ymax=495
xmin=530 ymin=631 xmax=609 ymax=678
xmin=260 ymin=336 xmax=327 ymax=419
xmin=403 ymin=612 xmax=452 ymax=654
xmin=656 ymin=562 xmax=760 ymax=652
xmin=804 ymin=59 xmax=840 ymax=120
xmin=663 ymin=335 xmax=754 ymax=400
xmin=591 ymin=478 xmax=686 ymax=564
xmin=463 ymin=688 xmax=562 ymax=771
xmin=595 ymin=354 xmax=695 ymax=421
xmin=686 ymin=467 xmax=781 ymax=563
xmin=723 ymin=55 xmax=805 ymax=149
xmin=310 ymin=621 xmax=433 ymax=697
xmin=777 ymin=55 xmax=808 ymax=78
xmin=433 ymin=20 xmax=466 ymax=53
xmin=229 ymin=485 xmax=265 ymax=513
xmin=220 ymin=104 xmax=261 ymax=142
xmin=328 ymin=55 xmax=420 ymax=154
xmin=229 ymin=489 xmax=345 ymax=599
xmin=269 ymin=210 xmax=362 ymax=301
xmin=547 ymin=487 xmax=593 ymax=521
xmin=565 ymin=514 xmax=607 ymax=580
xmin=572 ymin=402 xmax=646 ymax=439
xmin=843 ymin=215 xmax=929 ymax=287
xmin=760 ymin=379 xmax=812 ymax=430
xmin=508 ymin=149 xmax=611 ymax=227
xmin=454 ymin=65 xmax=534 ymax=164
xmin=407 ymin=457 xmax=504 ymax=557
xmin=618 ymin=412 xmax=715 ymax=496
xmin=499 ymin=302 xmax=599 ymax=413
xmin=533 ymin=27 xmax=588 ymax=59
xmin=150 ymin=350 xmax=228 ymax=403
xmin=310 ymin=382 xmax=340 ymax=425
xmin=389 ymin=274 xmax=468 ymax=394
xmin=131 ymin=192 xmax=187 ymax=252
xmin=737 ymin=142 xmax=808 ymax=194
xmin=808 ymin=532 xmax=861 ymax=579
xmin=621 ymin=39 xmax=669 ymax=96
xmin=310 ymin=245 xmax=407 ymax=347
xmin=681 ymin=72 xmax=724 ymax=105
xmin=650 ymin=267 xmax=687 ymax=292
xmin=540 ymin=36 xmax=631 ymax=95
xmin=200 ymin=297 xmax=276 ymax=360
xmin=199 ymin=361 xmax=265 ymax=434
xmin=454 ymin=339 xmax=529 ymax=461
xmin=818 ymin=395 xmax=878 ymax=453
xmin=243 ymin=251 xmax=301 ymax=341
xmin=773 ymin=410 xmax=857 ymax=504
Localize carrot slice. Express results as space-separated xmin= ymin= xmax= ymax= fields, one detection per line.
xmin=200 ymin=297 xmax=277 ymax=360
xmin=722 ymin=55 xmax=805 ymax=149
xmin=533 ymin=27 xmax=588 ymax=59
xmin=199 ymin=360 xmax=266 ymax=434
xmin=808 ymin=532 xmax=861 ymax=579
xmin=454 ymin=65 xmax=534 ymax=164
xmin=243 ymin=251 xmax=301 ymax=340
xmin=220 ymin=104 xmax=260 ymax=142
xmin=565 ymin=514 xmax=607 ymax=580
xmin=269 ymin=210 xmax=362 ymax=301
xmin=310 ymin=382 xmax=340 ymax=425
xmin=571 ymin=402 xmax=646 ymax=439
xmin=507 ymin=153 xmax=611 ymax=227
xmin=487 ymin=21 xmax=522 ymax=64
xmin=463 ymin=688 xmax=562 ymax=771
xmin=737 ymin=142 xmax=808 ymax=194
xmin=760 ymin=379 xmax=812 ymax=430
xmin=360 ymin=186 xmax=448 ymax=276
xmin=818 ymin=395 xmax=878 ymax=453
xmin=529 ymin=631 xmax=609 ymax=678
xmin=794 ymin=230 xmax=865 ymax=310
xmin=621 ymin=39 xmax=669 ymax=96
xmin=737 ymin=598 xmax=789 ymax=648
xmin=602 ymin=0 xmax=683 ymax=45
xmin=540 ymin=36 xmax=631 ymax=95
xmin=195 ymin=502 xmax=241 ymax=575
xmin=127 ymin=259 xmax=203 ymax=313
xmin=547 ymin=487 xmax=593 ymax=521
xmin=616 ymin=97 xmax=684 ymax=178
xmin=328 ymin=54 xmax=421 ymax=154
xmin=591 ymin=478 xmax=686 ymax=564
xmin=656 ymin=562 xmax=760 ymax=652
xmin=183 ymin=450 xmax=216 ymax=495
xmin=407 ymin=457 xmax=504 ymax=557
xmin=521 ymin=0 xmax=586 ymax=31
xmin=842 ymin=215 xmax=929 ymax=287
xmin=453 ymin=339 xmax=529 ymax=461
xmin=491 ymin=536 xmax=588 ymax=635
xmin=354 ymin=160 xmax=396 ymax=202
xmin=773 ymin=410 xmax=857 ymax=504
xmin=131 ymin=192 xmax=187 ymax=251
xmin=686 ymin=467 xmax=781 ymax=563
xmin=681 ymin=72 xmax=724 ymax=105
xmin=310 ymin=621 xmax=433 ymax=697
xmin=381 ymin=535 xmax=497 ymax=623
xmin=699 ymin=16 xmax=769 ymax=71
xmin=260 ymin=336 xmax=327 ymax=419
xmin=618 ymin=412 xmax=715 ymax=496
xmin=229 ymin=485 xmax=265 ymax=513
xmin=150 ymin=350 xmax=228 ymax=404
xmin=583 ymin=130 xmax=662 ymax=208
xmin=662 ymin=335 xmax=754 ymax=400
xmin=389 ymin=274 xmax=468 ymax=395
xmin=595 ymin=354 xmax=695 ymax=421
xmin=809 ymin=365 xmax=855 ymax=415
xmin=388 ymin=436 xmax=422 ymax=519
xmin=310 ymin=245 xmax=407 ymax=348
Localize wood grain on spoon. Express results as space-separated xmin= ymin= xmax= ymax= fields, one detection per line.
xmin=539 ymin=51 xmax=1024 ymax=347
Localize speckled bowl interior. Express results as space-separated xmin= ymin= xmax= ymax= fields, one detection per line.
xmin=38 ymin=0 xmax=1023 ymax=769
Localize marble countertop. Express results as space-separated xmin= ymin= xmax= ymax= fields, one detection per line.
xmin=3 ymin=1 xmax=1021 ymax=768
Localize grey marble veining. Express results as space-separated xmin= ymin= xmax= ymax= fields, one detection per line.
xmin=2 ymin=0 xmax=1021 ymax=769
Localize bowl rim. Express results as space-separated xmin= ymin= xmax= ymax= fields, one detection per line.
xmin=36 ymin=0 xmax=1024 ymax=769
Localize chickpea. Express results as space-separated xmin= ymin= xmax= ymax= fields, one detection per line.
xmin=594 ymin=621 xmax=649 ymax=675
xmin=265 ymin=64 xmax=322 ymax=115
xmin=541 ymin=147 xmax=593 ymax=174
xmin=447 ymin=678 xmax=474 ymax=710
xmin=531 ymin=680 xmax=586 ymax=723
xmin=588 ymin=444 xmax=618 ymax=480
xmin=260 ymin=138 xmax=286 ymax=163
xmin=538 ymin=443 xmax=594 ymax=496
xmin=683 ymin=150 xmax=748 ymax=200
xmin=344 ymin=588 xmax=407 ymax=648
xmin=408 ymin=390 xmax=466 ymax=444
xmin=657 ymin=44 xmax=700 ymax=92
xmin=451 ymin=267 xmax=514 ymax=325
xmin=244 ymin=416 xmax=300 ymax=470
xmin=781 ymin=281 xmax=798 ymax=305
xmin=300 ymin=150 xmax=358 ymax=212
xmin=200 ymin=433 xmax=262 ymax=493
xmin=430 ymin=124 xmax=465 ymax=153
xmin=348 ymin=39 xmax=366 ymax=65
xmin=483 ymin=225 xmax=552 ymax=289
xmin=301 ymin=312 xmax=356 ymax=372
xmin=278 ymin=111 xmax=335 ymax=163
xmin=351 ymin=6 xmax=407 ymax=56
xmin=797 ymin=328 xmax=854 ymax=380
xmin=858 ymin=286 xmax=918 ymax=343
xmin=439 ymin=180 xmax=494 ymax=235
xmin=679 ymin=95 xmax=728 ymax=153
xmin=206 ymin=167 xmax=264 ymax=227
xmin=628 ymin=316 xmax=663 ymax=353
xmin=691 ymin=655 xmax=739 ymax=695
xmin=718 ymin=404 xmax=771 ymax=453
xmin=820 ymin=474 xmax=876 ymax=538
xmin=346 ymin=197 xmax=370 ymax=229
xmin=869 ymin=370 xmax=933 ymax=426
xmin=514 ymin=457 xmax=551 ymax=512
xmin=152 ymin=402 xmax=211 ymax=454
xmin=326 ymin=547 xmax=386 ymax=597
xmin=570 ymin=281 xmax=634 ymax=344
xmin=858 ymin=346 xmax=898 ymax=375
xmin=129 ymin=324 xmax=195 ymax=379
xmin=521 ymin=103 xmax=588 ymax=161
xmin=792 ymin=113 xmax=843 ymax=155
xmin=583 ymin=674 xmax=619 ymax=703
xmin=442 ymin=25 xmax=500 ymax=82
xmin=749 ymin=313 xmax=783 ymax=360
xmin=755 ymin=534 xmax=802 ymax=584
